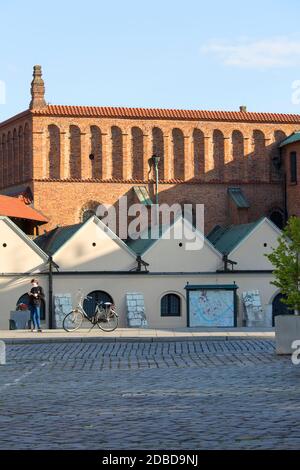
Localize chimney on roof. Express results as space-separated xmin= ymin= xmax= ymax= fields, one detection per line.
xmin=239 ymin=105 xmax=247 ymax=112
xmin=29 ymin=65 xmax=46 ymax=110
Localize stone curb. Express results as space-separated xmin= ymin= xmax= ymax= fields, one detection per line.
xmin=1 ymin=335 xmax=275 ymax=345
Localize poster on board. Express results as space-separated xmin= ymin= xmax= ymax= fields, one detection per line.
xmin=188 ymin=288 xmax=236 ymax=327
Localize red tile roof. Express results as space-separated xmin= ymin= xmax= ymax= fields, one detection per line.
xmin=31 ymin=104 xmax=300 ymax=124
xmin=0 ymin=195 xmax=48 ymax=224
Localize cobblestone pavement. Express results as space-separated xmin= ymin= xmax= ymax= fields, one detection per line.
xmin=0 ymin=339 xmax=299 ymax=450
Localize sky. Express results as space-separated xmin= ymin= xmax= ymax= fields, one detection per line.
xmin=1 ymin=0 xmax=300 ymax=121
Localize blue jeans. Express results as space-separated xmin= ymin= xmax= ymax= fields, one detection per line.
xmin=30 ymin=305 xmax=41 ymax=329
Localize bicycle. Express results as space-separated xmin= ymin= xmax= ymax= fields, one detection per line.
xmin=63 ymin=290 xmax=119 ymax=332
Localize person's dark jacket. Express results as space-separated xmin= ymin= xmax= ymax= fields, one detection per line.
xmin=29 ymin=286 xmax=45 ymax=306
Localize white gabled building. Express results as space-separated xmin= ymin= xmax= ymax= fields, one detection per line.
xmin=0 ymin=216 xmax=49 ymax=329
xmin=0 ymin=214 xmax=287 ymax=329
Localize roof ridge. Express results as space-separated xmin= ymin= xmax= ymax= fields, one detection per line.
xmin=42 ymin=226 xmax=63 ymax=253
xmin=28 ymin=104 xmax=300 ymax=124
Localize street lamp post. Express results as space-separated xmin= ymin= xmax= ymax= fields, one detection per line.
xmin=152 ymin=155 xmax=160 ymax=205
xmin=151 ymin=155 xmax=160 ymax=225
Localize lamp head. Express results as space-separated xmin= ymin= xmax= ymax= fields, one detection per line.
xmin=152 ymin=155 xmax=160 ymax=166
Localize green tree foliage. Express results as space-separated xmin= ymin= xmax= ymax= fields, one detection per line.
xmin=266 ymin=216 xmax=300 ymax=313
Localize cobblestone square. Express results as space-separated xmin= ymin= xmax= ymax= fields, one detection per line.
xmin=0 ymin=339 xmax=299 ymax=450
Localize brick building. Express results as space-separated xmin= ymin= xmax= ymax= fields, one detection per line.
xmin=1 ymin=65 xmax=300 ymax=235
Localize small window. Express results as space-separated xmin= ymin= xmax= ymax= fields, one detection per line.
xmin=269 ymin=210 xmax=285 ymax=230
xmin=82 ymin=209 xmax=96 ymax=222
xmin=290 ymin=152 xmax=297 ymax=183
xmin=161 ymin=293 xmax=181 ymax=317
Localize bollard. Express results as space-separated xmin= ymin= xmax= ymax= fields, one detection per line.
xmin=0 ymin=341 xmax=6 ymax=365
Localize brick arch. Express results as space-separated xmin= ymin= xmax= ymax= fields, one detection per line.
xmin=7 ymin=131 xmax=13 ymax=185
xmin=193 ymin=128 xmax=205 ymax=178
xmin=230 ymin=130 xmax=244 ymax=180
xmin=69 ymin=125 xmax=81 ymax=179
xmin=232 ymin=130 xmax=244 ymax=160
xmin=152 ymin=127 xmax=164 ymax=179
xmin=172 ymin=128 xmax=184 ymax=179
xmin=24 ymin=123 xmax=31 ymax=181
xmin=213 ymin=129 xmax=224 ymax=180
xmin=274 ymin=130 xmax=286 ymax=143
xmin=131 ymin=127 xmax=144 ymax=180
xmin=90 ymin=126 xmax=102 ymax=179
xmin=48 ymin=124 xmax=61 ymax=179
xmin=13 ymin=128 xmax=19 ymax=184
xmin=79 ymin=200 xmax=101 ymax=222
xmin=0 ymin=134 xmax=3 ymax=188
xmin=252 ymin=129 xmax=266 ymax=181
xmin=268 ymin=206 xmax=285 ymax=229
xmin=270 ymin=130 xmax=287 ymax=181
xmin=18 ymin=126 xmax=24 ymax=182
xmin=111 ymin=126 xmax=123 ymax=179
xmin=1 ymin=134 xmax=7 ymax=187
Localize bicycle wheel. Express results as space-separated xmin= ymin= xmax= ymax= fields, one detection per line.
xmin=97 ymin=311 xmax=118 ymax=332
xmin=63 ymin=310 xmax=83 ymax=332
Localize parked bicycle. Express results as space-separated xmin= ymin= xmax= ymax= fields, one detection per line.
xmin=63 ymin=289 xmax=119 ymax=332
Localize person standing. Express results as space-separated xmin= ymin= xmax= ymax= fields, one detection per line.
xmin=28 ymin=279 xmax=45 ymax=332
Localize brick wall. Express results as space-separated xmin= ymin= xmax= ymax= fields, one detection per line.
xmin=0 ymin=112 xmax=32 ymax=189
xmin=0 ymin=111 xmax=298 ymax=230
xmin=32 ymin=179 xmax=284 ymax=235
xmin=282 ymin=142 xmax=300 ymax=217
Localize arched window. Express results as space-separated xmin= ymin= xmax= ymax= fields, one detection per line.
xmin=82 ymin=209 xmax=96 ymax=222
xmin=231 ymin=130 xmax=244 ymax=180
xmin=13 ymin=128 xmax=19 ymax=184
xmin=80 ymin=201 xmax=100 ymax=222
xmin=161 ymin=293 xmax=181 ymax=317
xmin=131 ymin=127 xmax=144 ymax=180
xmin=269 ymin=209 xmax=285 ymax=229
xmin=7 ymin=131 xmax=13 ymax=185
xmin=272 ymin=293 xmax=293 ymax=326
xmin=24 ymin=123 xmax=31 ymax=180
xmin=48 ymin=124 xmax=61 ymax=179
xmin=232 ymin=130 xmax=244 ymax=161
xmin=69 ymin=125 xmax=81 ymax=179
xmin=252 ymin=130 xmax=266 ymax=181
xmin=213 ymin=130 xmax=224 ymax=180
xmin=18 ymin=126 xmax=24 ymax=181
xmin=193 ymin=128 xmax=205 ymax=178
xmin=172 ymin=128 xmax=184 ymax=179
xmin=271 ymin=131 xmax=286 ymax=181
xmin=83 ymin=290 xmax=114 ymax=318
xmin=111 ymin=126 xmax=123 ymax=179
xmin=2 ymin=134 xmax=7 ymax=186
xmin=0 ymin=135 xmax=3 ymax=188
xmin=90 ymin=126 xmax=102 ymax=179
xmin=152 ymin=127 xmax=164 ymax=179
xmin=16 ymin=293 xmax=46 ymax=321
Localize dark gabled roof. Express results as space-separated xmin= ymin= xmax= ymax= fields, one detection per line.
xmin=133 ymin=186 xmax=153 ymax=206
xmin=207 ymin=220 xmax=262 ymax=254
xmin=206 ymin=225 xmax=227 ymax=246
xmin=34 ymin=223 xmax=83 ymax=255
xmin=126 ymin=226 xmax=163 ymax=255
xmin=279 ymin=131 xmax=300 ymax=148
xmin=228 ymin=187 xmax=250 ymax=209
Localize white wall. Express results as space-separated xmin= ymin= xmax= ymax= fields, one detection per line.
xmin=53 ymin=217 xmax=136 ymax=271
xmin=143 ymin=218 xmax=222 ymax=272
xmin=0 ymin=219 xmax=46 ymax=273
xmin=0 ymin=276 xmax=48 ymax=330
xmin=0 ymin=272 xmax=277 ymax=329
xmin=230 ymin=220 xmax=281 ymax=270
